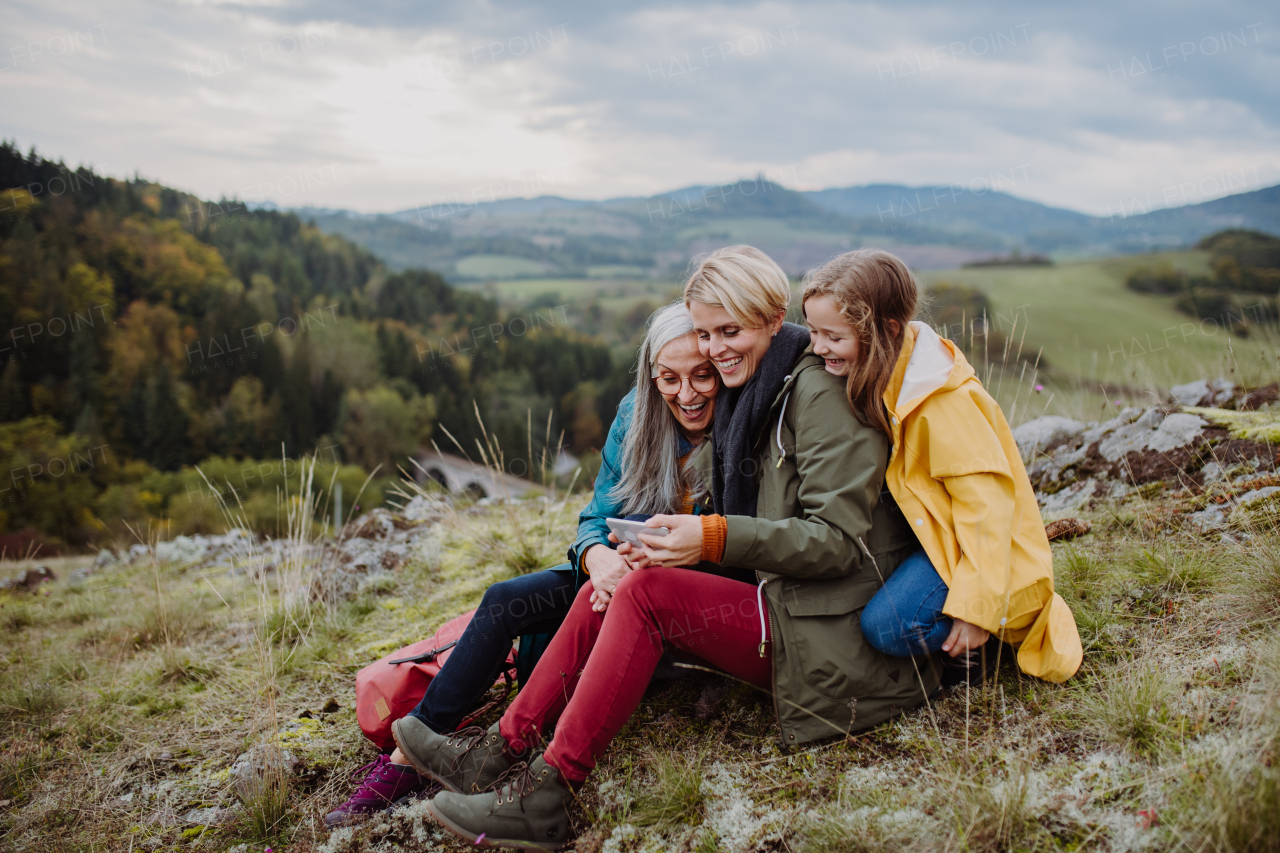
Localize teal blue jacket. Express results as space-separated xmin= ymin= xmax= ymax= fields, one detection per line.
xmin=563 ymin=389 xmax=699 ymax=582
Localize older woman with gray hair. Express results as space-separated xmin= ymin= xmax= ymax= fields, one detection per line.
xmin=325 ymin=302 xmax=721 ymax=825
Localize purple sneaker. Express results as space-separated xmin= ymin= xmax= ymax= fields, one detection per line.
xmin=324 ymin=754 xmax=432 ymax=827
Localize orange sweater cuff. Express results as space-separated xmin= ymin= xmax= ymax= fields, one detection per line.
xmin=701 ymin=515 xmax=727 ymax=563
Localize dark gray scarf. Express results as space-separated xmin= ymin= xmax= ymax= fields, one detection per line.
xmin=711 ymin=322 xmax=811 ymax=517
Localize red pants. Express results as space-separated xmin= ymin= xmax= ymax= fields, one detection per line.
xmin=498 ymin=568 xmax=773 ymax=783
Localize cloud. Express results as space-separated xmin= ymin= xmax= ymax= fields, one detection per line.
xmin=0 ymin=0 xmax=1276 ymax=215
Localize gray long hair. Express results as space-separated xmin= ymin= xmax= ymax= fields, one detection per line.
xmin=609 ymin=303 xmax=707 ymax=515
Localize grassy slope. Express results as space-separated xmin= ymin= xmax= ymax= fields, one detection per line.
xmin=2 ymin=487 xmax=1279 ymax=853
xmin=919 ymin=251 xmax=1280 ymax=389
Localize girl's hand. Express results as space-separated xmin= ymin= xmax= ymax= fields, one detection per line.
xmin=941 ymin=618 xmax=990 ymax=657
xmin=634 ymin=515 xmax=703 ymax=568
xmin=587 ymin=540 xmax=632 ymax=612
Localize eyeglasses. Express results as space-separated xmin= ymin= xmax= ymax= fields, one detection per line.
xmin=654 ymin=371 xmax=718 ymax=395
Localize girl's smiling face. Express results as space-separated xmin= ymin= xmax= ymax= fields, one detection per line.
xmin=804 ymin=295 xmax=860 ymax=377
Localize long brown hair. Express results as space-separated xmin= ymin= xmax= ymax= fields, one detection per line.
xmin=801 ymin=249 xmax=919 ymax=435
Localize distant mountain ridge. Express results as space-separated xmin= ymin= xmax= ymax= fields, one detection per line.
xmin=295 ymin=179 xmax=1280 ymax=278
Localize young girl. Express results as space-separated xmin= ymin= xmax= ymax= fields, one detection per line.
xmin=802 ymin=249 xmax=1082 ymax=684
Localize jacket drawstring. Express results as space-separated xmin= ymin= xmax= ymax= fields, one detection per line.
xmin=774 ymin=385 xmax=792 ymax=468
xmin=757 ymin=577 xmax=770 ymax=657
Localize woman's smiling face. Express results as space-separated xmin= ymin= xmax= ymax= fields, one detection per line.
xmin=688 ymin=302 xmax=782 ymax=388
xmin=653 ymin=332 xmax=719 ymax=440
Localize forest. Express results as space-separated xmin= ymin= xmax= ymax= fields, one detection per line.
xmin=0 ymin=143 xmax=625 ymax=549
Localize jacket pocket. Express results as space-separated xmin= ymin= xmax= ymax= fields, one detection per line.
xmin=780 ymin=577 xmax=880 ymax=617
xmin=785 ymin=608 xmax=900 ymax=706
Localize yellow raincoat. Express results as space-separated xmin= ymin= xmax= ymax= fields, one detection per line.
xmin=882 ymin=322 xmax=1082 ymax=682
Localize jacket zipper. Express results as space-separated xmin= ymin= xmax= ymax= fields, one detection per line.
xmin=757 ymin=366 xmax=807 ymax=749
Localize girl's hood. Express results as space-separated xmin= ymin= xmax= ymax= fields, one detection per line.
xmin=891 ymin=321 xmax=975 ymax=417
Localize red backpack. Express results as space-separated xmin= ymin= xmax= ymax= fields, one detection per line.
xmin=355 ymin=609 xmax=516 ymax=749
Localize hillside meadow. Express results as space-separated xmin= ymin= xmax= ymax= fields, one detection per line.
xmin=1 ymin=471 xmax=1278 ymax=853
xmin=919 ymin=251 xmax=1279 ymax=392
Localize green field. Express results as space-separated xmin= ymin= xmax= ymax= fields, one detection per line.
xmin=919 ymin=250 xmax=1279 ymax=390
xmin=458 ymin=276 xmax=682 ymax=310
xmin=452 ymin=254 xmax=554 ymax=279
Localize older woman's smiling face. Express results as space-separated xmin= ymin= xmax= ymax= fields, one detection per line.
xmin=653 ymin=332 xmax=719 ymax=441
xmin=687 ymin=302 xmax=783 ymax=388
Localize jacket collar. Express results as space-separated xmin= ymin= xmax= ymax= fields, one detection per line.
xmin=768 ymin=352 xmax=822 ymax=409
xmin=677 ymin=430 xmax=695 ymax=456
xmin=885 ymin=322 xmax=974 ymax=421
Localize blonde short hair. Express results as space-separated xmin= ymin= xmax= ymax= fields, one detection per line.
xmin=683 ymin=245 xmax=790 ymax=328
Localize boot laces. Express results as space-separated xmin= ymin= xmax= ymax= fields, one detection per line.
xmin=347 ymin=756 xmax=397 ymax=802
xmin=491 ymin=761 xmax=542 ymax=805
xmin=445 ymin=726 xmax=494 ymax=773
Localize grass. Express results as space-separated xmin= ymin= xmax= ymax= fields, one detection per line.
xmin=1079 ymin=659 xmax=1180 ymax=757
xmin=630 ymin=750 xmax=708 ymax=829
xmin=918 ymin=250 xmax=1280 ymax=388
xmin=0 ymin=455 xmax=1276 ymax=852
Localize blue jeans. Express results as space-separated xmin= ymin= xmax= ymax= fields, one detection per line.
xmin=407 ymin=565 xmax=577 ymax=733
xmin=860 ymin=549 xmax=951 ymax=657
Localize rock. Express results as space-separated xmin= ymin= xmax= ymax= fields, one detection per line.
xmin=1012 ymin=416 xmax=1086 ymax=458
xmin=1 ymin=566 xmax=57 ymax=591
xmin=1200 ymin=461 xmax=1226 ymax=484
xmin=402 ymin=494 xmax=450 ymax=523
xmin=1229 ymin=486 xmax=1280 ymax=527
xmin=1039 ymin=481 xmax=1098 ymax=516
xmin=1096 ymin=412 xmax=1206 ymax=463
xmin=1171 ymin=378 xmax=1235 ymax=407
xmin=1186 ymin=506 xmax=1229 ymax=531
xmin=1234 ymin=471 xmax=1280 ymax=489
xmin=154 ymin=535 xmax=208 ymax=565
xmin=94 ymin=549 xmax=117 ymax=568
xmin=182 ymin=805 xmax=232 ymax=826
xmin=1236 ymin=486 xmax=1280 ymax=506
xmin=1040 ymin=480 xmax=1128 ymax=516
xmin=1044 ymin=518 xmax=1091 ymax=541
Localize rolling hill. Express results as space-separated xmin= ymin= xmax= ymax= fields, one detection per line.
xmin=297 ymin=180 xmax=1280 ymax=281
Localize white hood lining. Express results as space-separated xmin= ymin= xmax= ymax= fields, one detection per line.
xmin=895 ymin=321 xmax=955 ymax=410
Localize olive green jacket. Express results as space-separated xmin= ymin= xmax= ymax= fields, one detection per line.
xmin=704 ymin=354 xmax=940 ymax=748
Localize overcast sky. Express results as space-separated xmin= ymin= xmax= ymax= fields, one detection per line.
xmin=1 ymin=1 xmax=1276 ymax=216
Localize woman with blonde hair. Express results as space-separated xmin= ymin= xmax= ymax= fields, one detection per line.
xmin=422 ymin=246 xmax=930 ymax=849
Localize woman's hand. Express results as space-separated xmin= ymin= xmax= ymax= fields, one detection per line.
xmin=634 ymin=515 xmax=703 ymax=568
xmin=585 ymin=541 xmax=632 ymax=612
xmin=941 ymin=618 xmax=990 ymax=657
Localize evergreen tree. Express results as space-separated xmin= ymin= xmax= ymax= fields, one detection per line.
xmin=145 ymin=365 xmax=191 ymax=470
xmin=281 ymin=343 xmax=315 ymax=450
xmin=0 ymin=361 xmax=28 ymax=422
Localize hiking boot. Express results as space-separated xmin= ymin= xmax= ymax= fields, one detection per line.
xmin=427 ymin=755 xmax=572 ymax=851
xmin=323 ymin=754 xmax=430 ymax=827
xmin=391 ymin=717 xmax=513 ymax=794
xmin=941 ymin=639 xmax=1001 ymax=689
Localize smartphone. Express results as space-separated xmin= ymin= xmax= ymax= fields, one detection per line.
xmin=606 ymin=517 xmax=669 ymax=546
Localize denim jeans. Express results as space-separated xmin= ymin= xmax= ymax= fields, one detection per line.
xmin=407 ymin=565 xmax=578 ymax=733
xmin=859 ymin=549 xmax=951 ymax=657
